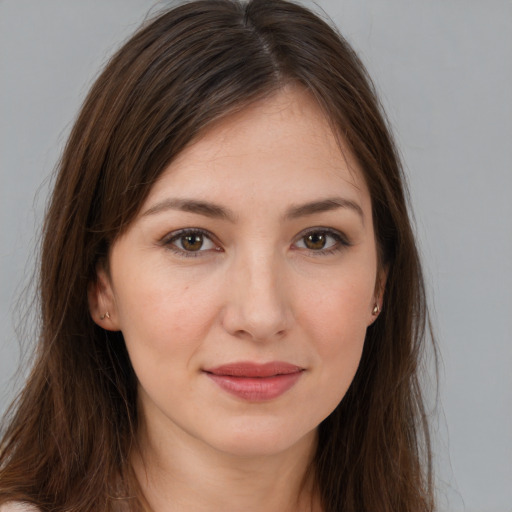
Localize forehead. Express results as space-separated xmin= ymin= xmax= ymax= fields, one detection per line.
xmin=143 ymin=87 xmax=370 ymax=214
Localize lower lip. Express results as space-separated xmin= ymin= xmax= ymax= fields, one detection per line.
xmin=206 ymin=372 xmax=303 ymax=402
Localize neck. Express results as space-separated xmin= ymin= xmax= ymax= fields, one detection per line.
xmin=132 ymin=416 xmax=321 ymax=512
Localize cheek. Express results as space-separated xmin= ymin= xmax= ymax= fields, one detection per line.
xmin=112 ymin=263 xmax=221 ymax=365
xmin=295 ymin=267 xmax=374 ymax=405
xmin=298 ymin=265 xmax=374 ymax=343
xmin=305 ymin=290 xmax=368 ymax=367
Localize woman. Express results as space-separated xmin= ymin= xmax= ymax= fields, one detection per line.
xmin=0 ymin=0 xmax=435 ymax=510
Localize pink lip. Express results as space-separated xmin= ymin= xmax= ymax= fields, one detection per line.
xmin=204 ymin=362 xmax=304 ymax=402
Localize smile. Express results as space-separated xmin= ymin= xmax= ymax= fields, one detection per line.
xmin=203 ymin=362 xmax=304 ymax=402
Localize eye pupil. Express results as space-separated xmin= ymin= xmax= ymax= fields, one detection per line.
xmin=305 ymin=233 xmax=326 ymax=250
xmin=181 ymin=234 xmax=203 ymax=251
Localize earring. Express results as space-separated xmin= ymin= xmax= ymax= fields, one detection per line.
xmin=372 ymin=304 xmax=380 ymax=316
xmin=100 ymin=312 xmax=111 ymax=320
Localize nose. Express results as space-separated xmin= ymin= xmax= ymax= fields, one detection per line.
xmin=221 ymin=250 xmax=292 ymax=342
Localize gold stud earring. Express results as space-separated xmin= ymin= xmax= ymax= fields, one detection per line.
xmin=372 ymin=304 xmax=380 ymax=316
xmin=100 ymin=312 xmax=111 ymax=320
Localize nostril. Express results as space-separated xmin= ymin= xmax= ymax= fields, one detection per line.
xmin=220 ymin=271 xmax=292 ymax=341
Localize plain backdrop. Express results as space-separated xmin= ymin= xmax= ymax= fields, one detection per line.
xmin=1 ymin=1 xmax=511 ymax=511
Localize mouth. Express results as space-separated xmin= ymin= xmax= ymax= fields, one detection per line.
xmin=203 ymin=361 xmax=304 ymax=402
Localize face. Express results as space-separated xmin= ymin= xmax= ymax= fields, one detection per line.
xmin=90 ymin=88 xmax=383 ymax=458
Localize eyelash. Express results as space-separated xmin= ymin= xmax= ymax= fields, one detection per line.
xmin=160 ymin=228 xmax=221 ymax=258
xmin=160 ymin=227 xmax=351 ymax=258
xmin=293 ymin=227 xmax=351 ymax=256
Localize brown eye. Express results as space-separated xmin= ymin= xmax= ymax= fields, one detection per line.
xmin=294 ymin=229 xmax=347 ymax=254
xmin=180 ymin=233 xmax=204 ymax=251
xmin=165 ymin=229 xmax=218 ymax=255
xmin=304 ymin=232 xmax=327 ymax=250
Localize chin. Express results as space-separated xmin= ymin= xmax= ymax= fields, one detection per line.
xmin=204 ymin=418 xmax=318 ymax=459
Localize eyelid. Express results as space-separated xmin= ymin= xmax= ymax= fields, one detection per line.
xmin=292 ymin=227 xmax=351 ymax=254
xmin=160 ymin=228 xmax=222 ymax=257
xmin=159 ymin=226 xmax=350 ymax=258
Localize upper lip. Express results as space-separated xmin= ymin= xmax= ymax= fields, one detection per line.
xmin=204 ymin=361 xmax=303 ymax=378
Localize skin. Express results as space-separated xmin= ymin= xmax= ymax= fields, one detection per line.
xmin=90 ymin=87 xmax=384 ymax=512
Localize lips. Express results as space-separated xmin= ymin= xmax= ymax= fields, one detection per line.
xmin=203 ymin=361 xmax=304 ymax=401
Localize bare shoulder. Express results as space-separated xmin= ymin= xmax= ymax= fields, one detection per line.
xmin=0 ymin=504 xmax=40 ymax=512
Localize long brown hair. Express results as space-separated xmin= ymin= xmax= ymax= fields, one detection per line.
xmin=0 ymin=1 xmax=436 ymax=510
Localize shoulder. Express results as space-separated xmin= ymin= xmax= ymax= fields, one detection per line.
xmin=0 ymin=504 xmax=40 ymax=512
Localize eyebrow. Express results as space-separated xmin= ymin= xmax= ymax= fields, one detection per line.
xmin=141 ymin=196 xmax=364 ymax=223
xmin=141 ymin=198 xmax=237 ymax=221
xmin=283 ymin=197 xmax=364 ymax=222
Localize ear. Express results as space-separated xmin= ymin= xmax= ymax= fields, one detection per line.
xmin=88 ymin=264 xmax=121 ymax=331
xmin=368 ymin=265 xmax=388 ymax=326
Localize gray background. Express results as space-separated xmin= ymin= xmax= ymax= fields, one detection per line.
xmin=1 ymin=1 xmax=511 ymax=510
